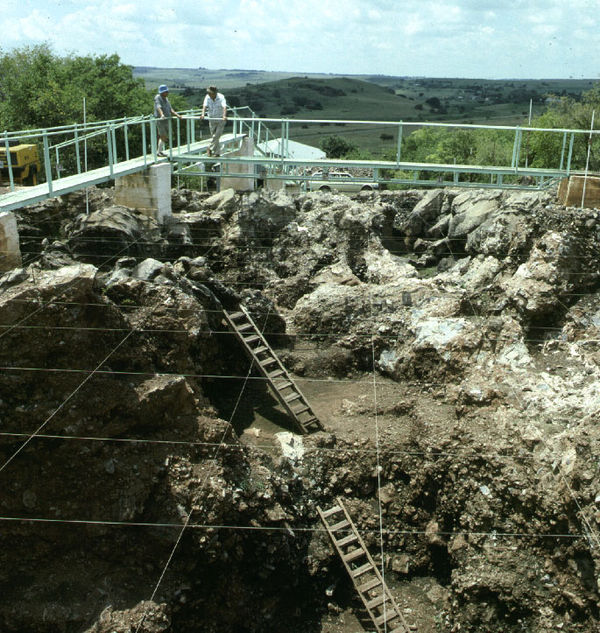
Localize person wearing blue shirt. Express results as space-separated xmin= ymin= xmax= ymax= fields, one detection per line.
xmin=154 ymin=85 xmax=183 ymax=157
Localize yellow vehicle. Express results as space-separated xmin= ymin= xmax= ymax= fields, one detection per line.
xmin=0 ymin=143 xmax=41 ymax=186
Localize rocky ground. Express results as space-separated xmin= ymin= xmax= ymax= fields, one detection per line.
xmin=2 ymin=183 xmax=600 ymax=632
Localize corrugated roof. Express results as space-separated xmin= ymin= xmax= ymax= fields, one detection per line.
xmin=257 ymin=138 xmax=326 ymax=160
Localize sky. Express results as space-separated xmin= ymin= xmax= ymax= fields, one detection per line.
xmin=2 ymin=0 xmax=600 ymax=79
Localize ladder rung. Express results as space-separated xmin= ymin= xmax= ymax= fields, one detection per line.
xmin=243 ymin=335 xmax=260 ymax=344
xmin=343 ymin=548 xmax=365 ymax=563
xmin=329 ymin=519 xmax=350 ymax=532
xmin=274 ymin=380 xmax=292 ymax=390
xmin=237 ymin=323 xmax=253 ymax=331
xmin=375 ymin=612 xmax=400 ymax=627
xmin=321 ymin=505 xmax=343 ymax=519
xmin=351 ymin=562 xmax=374 ymax=578
xmin=284 ymin=392 xmax=302 ymax=403
xmin=336 ymin=533 xmax=358 ymax=547
xmin=253 ymin=346 xmax=269 ymax=355
xmin=366 ymin=593 xmax=389 ymax=610
xmin=228 ymin=311 xmax=245 ymax=320
xmin=291 ymin=404 xmax=310 ymax=415
xmin=260 ymin=357 xmax=277 ymax=366
xmin=358 ymin=577 xmax=382 ymax=593
xmin=268 ymin=370 xmax=285 ymax=379
xmin=303 ymin=417 xmax=321 ymax=428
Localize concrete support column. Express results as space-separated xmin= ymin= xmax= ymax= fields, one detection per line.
xmin=220 ymin=137 xmax=256 ymax=192
xmin=114 ymin=163 xmax=172 ymax=223
xmin=558 ymin=175 xmax=600 ymax=208
xmin=0 ymin=211 xmax=22 ymax=272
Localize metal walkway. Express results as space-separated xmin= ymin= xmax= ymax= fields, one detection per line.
xmin=0 ymin=134 xmax=238 ymax=213
xmin=318 ymin=498 xmax=415 ymax=633
xmin=2 ymin=105 xmax=598 ymax=213
xmin=223 ymin=306 xmax=323 ymax=434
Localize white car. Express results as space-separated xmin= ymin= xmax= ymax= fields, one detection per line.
xmin=307 ymin=170 xmax=379 ymax=193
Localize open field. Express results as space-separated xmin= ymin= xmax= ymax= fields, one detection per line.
xmin=134 ymin=66 xmax=342 ymax=91
xmin=134 ymin=67 xmax=597 ymax=156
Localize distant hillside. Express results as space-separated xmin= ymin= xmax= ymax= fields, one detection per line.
xmin=134 ymin=66 xmax=342 ymax=92
xmin=133 ymin=67 xmax=597 ymax=156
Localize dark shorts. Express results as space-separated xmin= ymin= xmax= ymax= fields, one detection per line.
xmin=157 ymin=118 xmax=170 ymax=137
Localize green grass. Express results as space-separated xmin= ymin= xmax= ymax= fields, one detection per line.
xmin=134 ymin=66 xmax=342 ymax=92
xmin=133 ymin=67 xmax=597 ymax=157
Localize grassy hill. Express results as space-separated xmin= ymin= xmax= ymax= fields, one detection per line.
xmin=134 ymin=66 xmax=340 ymax=92
xmin=134 ymin=67 xmax=597 ymax=157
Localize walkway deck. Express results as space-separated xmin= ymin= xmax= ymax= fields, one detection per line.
xmin=0 ymin=135 xmax=239 ymax=213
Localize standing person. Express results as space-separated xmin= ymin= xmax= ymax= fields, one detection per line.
xmin=154 ymin=85 xmax=183 ymax=157
xmin=201 ymin=86 xmax=227 ymax=156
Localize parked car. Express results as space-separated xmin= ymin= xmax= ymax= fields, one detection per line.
xmin=307 ymin=170 xmax=379 ymax=192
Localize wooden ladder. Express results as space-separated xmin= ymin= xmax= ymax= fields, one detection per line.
xmin=223 ymin=306 xmax=323 ymax=435
xmin=317 ymin=498 xmax=415 ymax=633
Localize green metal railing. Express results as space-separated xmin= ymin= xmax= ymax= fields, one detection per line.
xmin=2 ymin=109 xmax=599 ymax=204
xmin=1 ymin=107 xmax=247 ymax=199
xmin=169 ymin=115 xmax=599 ymax=190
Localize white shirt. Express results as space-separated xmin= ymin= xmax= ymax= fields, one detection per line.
xmin=203 ymin=93 xmax=227 ymax=119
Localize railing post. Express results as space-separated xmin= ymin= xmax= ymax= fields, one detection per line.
xmin=3 ymin=132 xmax=15 ymax=191
xmin=396 ymin=121 xmax=403 ymax=164
xmin=176 ymin=116 xmax=181 ymax=151
xmin=55 ymin=147 xmax=61 ymax=179
xmin=566 ymin=133 xmax=575 ymax=175
xmin=107 ymin=125 xmax=114 ymax=178
xmin=43 ymin=131 xmax=53 ymax=195
xmin=142 ymin=120 xmax=147 ymax=167
xmin=280 ymin=119 xmax=285 ymax=168
xmin=511 ymin=127 xmax=520 ymax=168
xmin=559 ymin=131 xmax=567 ymax=170
xmin=168 ymin=119 xmax=173 ymax=159
xmin=74 ymin=124 xmax=81 ymax=174
xmin=150 ymin=118 xmax=157 ymax=159
xmin=186 ymin=117 xmax=191 ymax=152
xmin=124 ymin=117 xmax=130 ymax=161
xmin=514 ymin=128 xmax=523 ymax=170
xmin=109 ymin=125 xmax=118 ymax=167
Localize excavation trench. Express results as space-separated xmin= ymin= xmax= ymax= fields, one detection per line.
xmin=2 ymin=186 xmax=600 ymax=632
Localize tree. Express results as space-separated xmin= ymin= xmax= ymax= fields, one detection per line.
xmin=529 ymin=84 xmax=600 ymax=170
xmin=0 ymin=44 xmax=157 ymax=130
xmin=320 ymin=135 xmax=357 ymax=158
xmin=0 ymin=45 xmax=189 ymax=171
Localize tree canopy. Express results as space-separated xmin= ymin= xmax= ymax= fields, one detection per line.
xmin=528 ymin=85 xmax=600 ymax=171
xmin=0 ymin=44 xmax=175 ymax=130
xmin=320 ymin=135 xmax=357 ymax=158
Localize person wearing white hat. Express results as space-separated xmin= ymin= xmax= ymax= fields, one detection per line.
xmin=154 ymin=85 xmax=183 ymax=157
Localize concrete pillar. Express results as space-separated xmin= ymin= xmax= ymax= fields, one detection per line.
xmin=114 ymin=163 xmax=172 ymax=223
xmin=558 ymin=175 xmax=600 ymax=208
xmin=264 ymin=177 xmax=285 ymax=191
xmin=0 ymin=211 xmax=22 ymax=272
xmin=220 ymin=137 xmax=256 ymax=192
